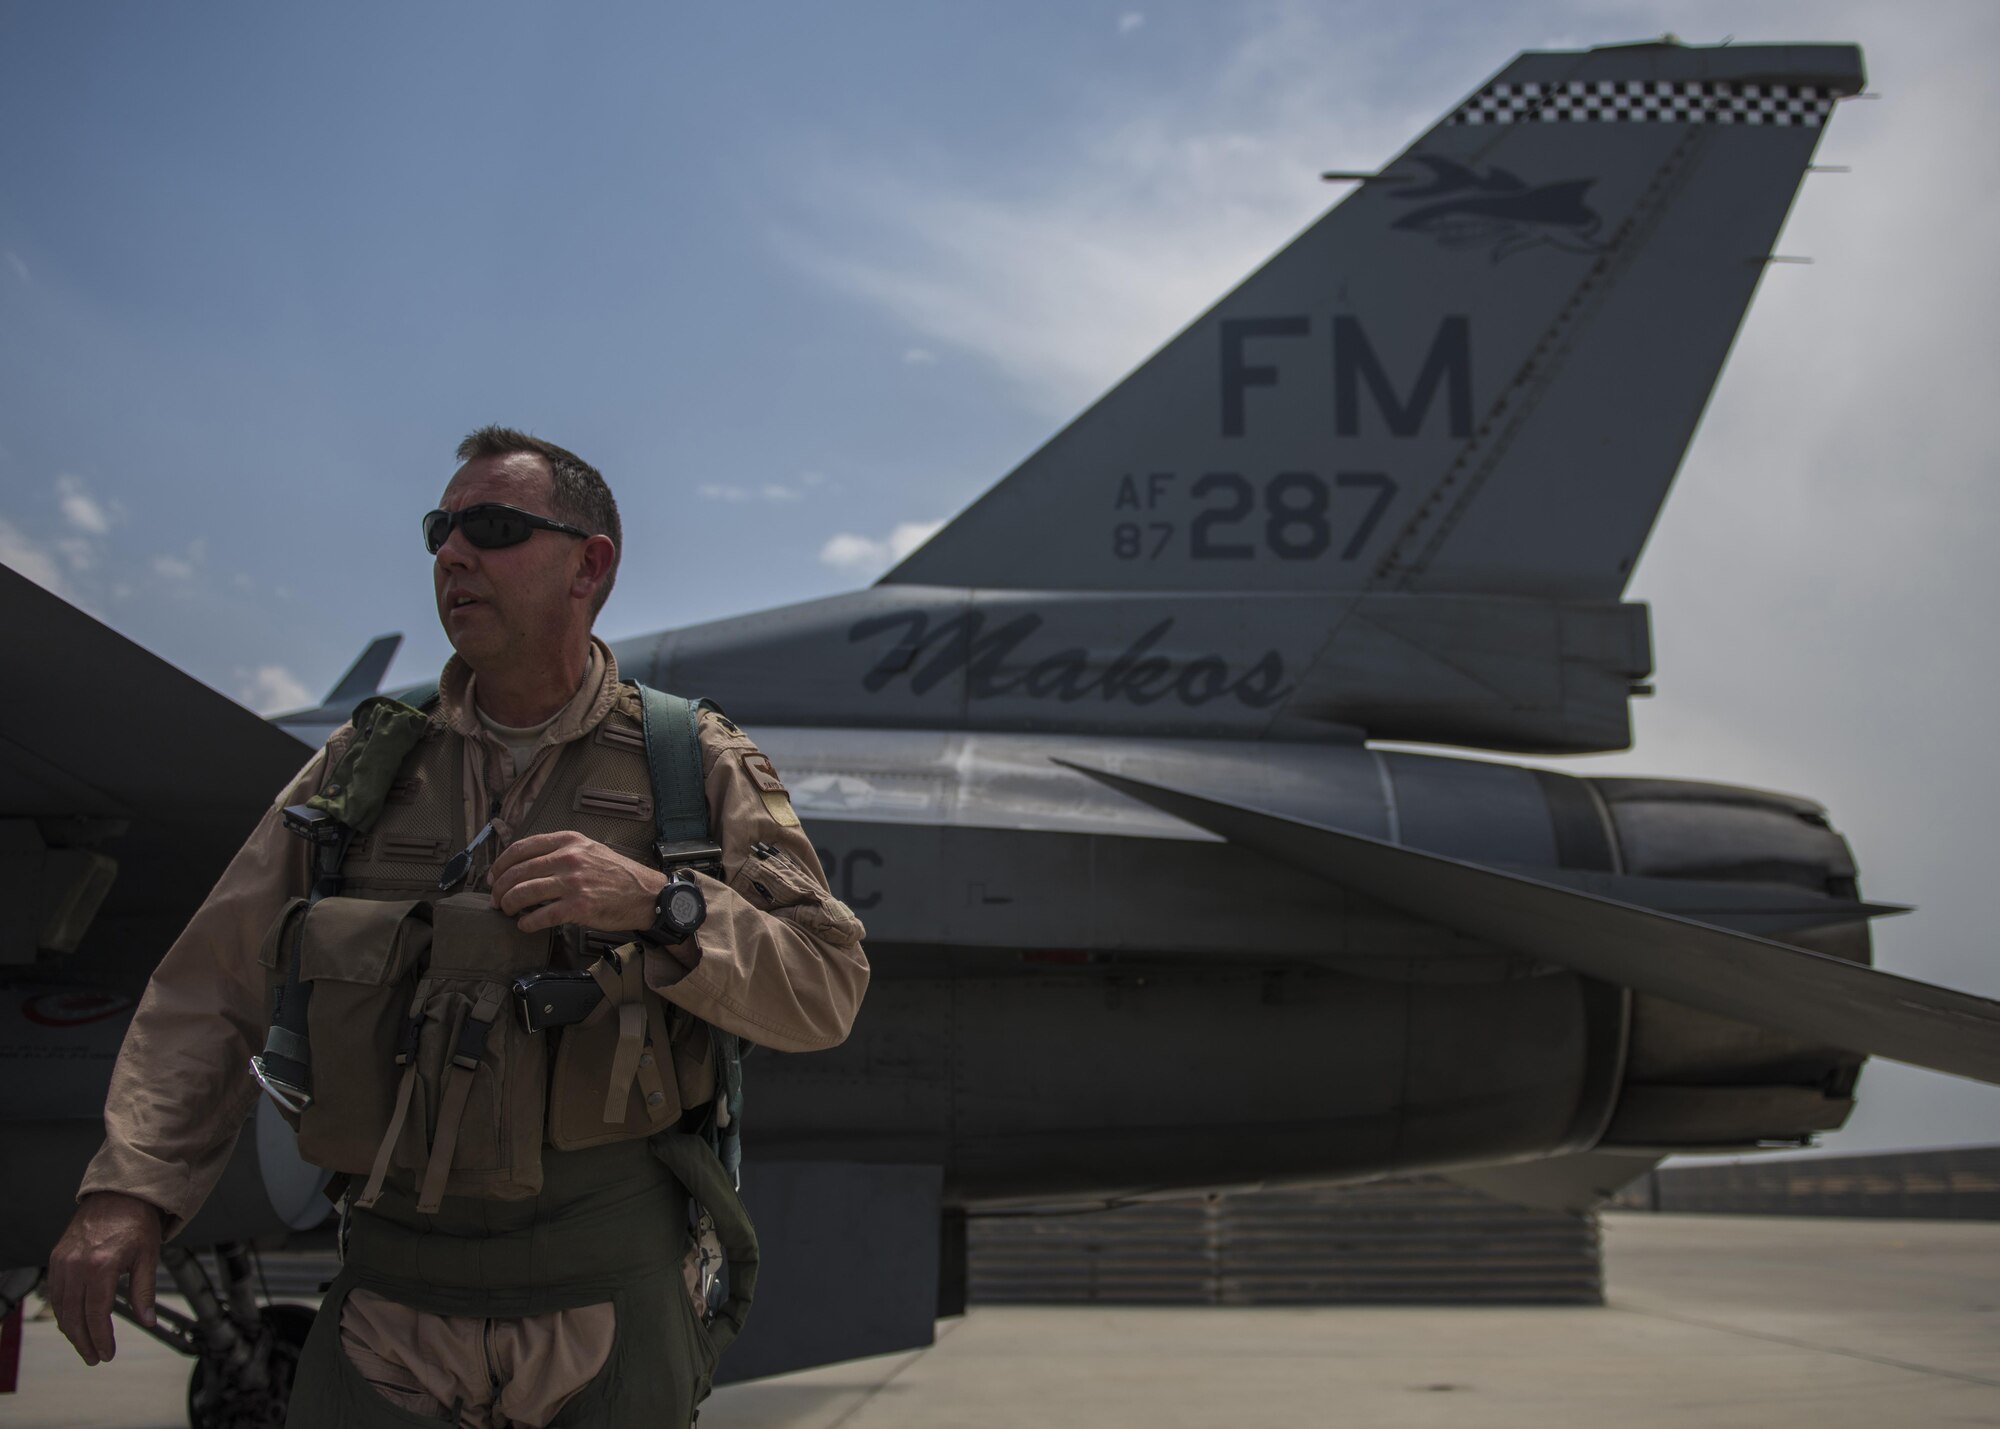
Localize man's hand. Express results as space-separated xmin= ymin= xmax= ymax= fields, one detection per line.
xmin=48 ymin=1192 xmax=162 ymax=1365
xmin=490 ymin=830 xmax=667 ymax=934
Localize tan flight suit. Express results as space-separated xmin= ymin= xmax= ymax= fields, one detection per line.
xmin=79 ymin=639 xmax=870 ymax=1426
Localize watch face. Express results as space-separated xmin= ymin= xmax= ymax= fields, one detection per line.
xmin=667 ymin=887 xmax=703 ymax=926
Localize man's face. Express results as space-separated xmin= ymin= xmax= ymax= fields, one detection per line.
xmin=432 ymin=452 xmax=584 ymax=671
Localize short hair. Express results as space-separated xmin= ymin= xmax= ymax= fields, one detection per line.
xmin=454 ymin=426 xmax=622 ymax=618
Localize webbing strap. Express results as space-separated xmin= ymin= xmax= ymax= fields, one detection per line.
xmin=356 ymin=978 xmax=434 ymax=1210
xmin=357 ymin=1062 xmax=419 ymax=1211
xmin=634 ymin=684 xmax=708 ymax=848
xmin=416 ymin=983 xmax=506 ymax=1214
xmin=262 ymin=1024 xmax=310 ymax=1065
xmin=271 ymin=901 xmax=310 ymax=991
xmin=592 ymin=945 xmax=655 ymax=1124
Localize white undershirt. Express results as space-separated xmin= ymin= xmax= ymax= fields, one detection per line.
xmin=469 ymin=645 xmax=603 ymax=792
xmin=476 ymin=706 xmax=561 ymax=784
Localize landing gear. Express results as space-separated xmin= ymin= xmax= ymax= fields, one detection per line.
xmin=186 ymin=1302 xmax=314 ymax=1429
xmin=113 ymin=1241 xmax=316 ymax=1429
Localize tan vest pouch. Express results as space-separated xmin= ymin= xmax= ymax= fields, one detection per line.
xmin=548 ymin=942 xmax=684 ymax=1150
xmin=355 ymin=892 xmax=556 ymax=1213
xmin=256 ymin=895 xmax=434 ymax=1161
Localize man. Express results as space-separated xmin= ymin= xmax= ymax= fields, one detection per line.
xmin=47 ymin=428 xmax=869 ymax=1426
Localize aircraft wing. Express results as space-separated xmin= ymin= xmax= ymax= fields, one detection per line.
xmin=1057 ymin=760 xmax=2000 ymax=1087
xmin=0 ymin=564 xmax=312 ymax=980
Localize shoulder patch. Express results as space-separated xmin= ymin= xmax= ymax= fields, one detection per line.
xmin=742 ymin=754 xmax=788 ymax=795
xmin=702 ymin=702 xmax=743 ymax=735
xmin=744 ymin=753 xmax=802 ymax=828
xmin=696 ymin=710 xmax=760 ymax=779
xmin=696 ymin=706 xmax=757 ymax=748
xmin=762 ymin=792 xmax=802 ymax=828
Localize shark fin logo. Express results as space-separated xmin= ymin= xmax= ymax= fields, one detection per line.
xmin=1387 ymin=157 xmax=1607 ymax=263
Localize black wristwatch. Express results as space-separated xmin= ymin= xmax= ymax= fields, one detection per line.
xmin=643 ymin=873 xmax=708 ymax=945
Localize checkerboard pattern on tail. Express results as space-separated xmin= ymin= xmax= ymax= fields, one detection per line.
xmin=1451 ymin=81 xmax=1837 ymax=127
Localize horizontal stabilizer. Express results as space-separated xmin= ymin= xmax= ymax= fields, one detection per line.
xmin=1058 ymin=761 xmax=2000 ymax=1087
xmin=1525 ymin=867 xmax=1907 ymax=937
xmin=324 ymin=633 xmax=402 ymax=708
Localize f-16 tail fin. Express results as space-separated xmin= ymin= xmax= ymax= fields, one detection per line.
xmin=324 ymin=633 xmax=402 ymax=707
xmin=886 ymin=40 xmax=1863 ymax=600
xmin=1060 ymin=760 xmax=2000 ymax=1088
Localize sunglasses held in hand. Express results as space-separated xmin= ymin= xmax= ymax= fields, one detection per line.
xmin=423 ymin=503 xmax=590 ymax=555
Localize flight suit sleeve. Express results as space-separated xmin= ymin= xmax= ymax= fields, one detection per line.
xmin=645 ymin=710 xmax=869 ymax=1053
xmin=76 ymin=733 xmax=347 ymax=1237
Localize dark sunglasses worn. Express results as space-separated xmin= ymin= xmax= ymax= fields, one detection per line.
xmin=423 ymin=502 xmax=590 ymax=555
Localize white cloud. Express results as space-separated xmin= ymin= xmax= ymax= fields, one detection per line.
xmin=700 ymin=478 xmax=821 ymax=503
xmin=239 ymin=664 xmax=313 ymax=715
xmin=55 ymin=536 xmax=95 ymax=571
xmin=1118 ymin=11 xmax=1145 ymax=34
xmin=781 ymin=7 xmax=1421 ymax=417
xmin=151 ymin=538 xmax=205 ymax=581
xmin=0 ymin=517 xmax=72 ymax=599
xmin=55 ymin=473 xmax=111 ymax=535
xmin=901 ymin=347 xmax=939 ymax=365
xmin=4 ymin=251 xmax=26 ymax=284
xmin=818 ymin=533 xmax=877 ymax=569
xmin=818 ymin=518 xmax=946 ymax=574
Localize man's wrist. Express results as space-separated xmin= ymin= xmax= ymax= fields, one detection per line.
xmin=76 ymin=1191 xmax=163 ymax=1227
xmin=630 ymin=868 xmax=670 ymax=934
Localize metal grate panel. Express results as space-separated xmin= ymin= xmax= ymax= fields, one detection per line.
xmin=970 ymin=1176 xmax=1602 ymax=1306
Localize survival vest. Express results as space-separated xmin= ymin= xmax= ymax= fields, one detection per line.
xmin=254 ymin=681 xmax=745 ymax=1211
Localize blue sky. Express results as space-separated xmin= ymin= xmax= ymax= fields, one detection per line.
xmin=3 ymin=0 xmax=1998 ymax=1155
xmin=0 ymin=0 xmax=1672 ymax=692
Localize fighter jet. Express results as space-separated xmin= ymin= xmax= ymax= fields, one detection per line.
xmin=5 ymin=34 xmax=1996 ymax=1412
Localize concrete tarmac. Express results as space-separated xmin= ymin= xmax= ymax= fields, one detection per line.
xmin=9 ymin=1213 xmax=1998 ymax=1427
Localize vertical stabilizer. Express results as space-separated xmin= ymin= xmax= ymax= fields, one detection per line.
xmin=885 ymin=40 xmax=1864 ymax=600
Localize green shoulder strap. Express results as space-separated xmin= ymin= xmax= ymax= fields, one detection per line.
xmin=632 ymin=683 xmax=712 ymax=859
xmin=631 ymin=682 xmax=746 ymax=1190
xmin=394 ymin=680 xmax=439 ymax=712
